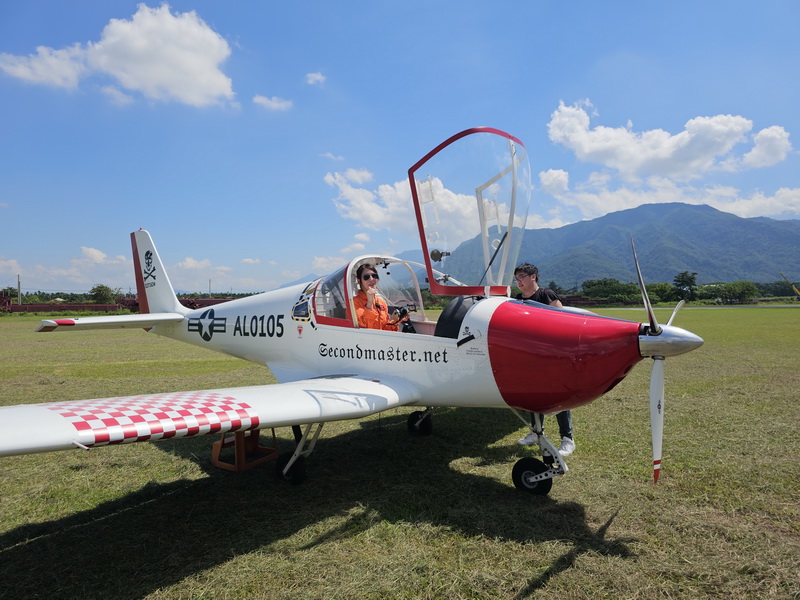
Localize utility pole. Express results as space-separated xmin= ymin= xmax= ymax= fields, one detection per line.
xmin=17 ymin=274 xmax=21 ymax=304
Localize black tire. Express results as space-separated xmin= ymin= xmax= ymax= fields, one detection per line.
xmin=407 ymin=410 xmax=433 ymax=436
xmin=512 ymin=457 xmax=553 ymax=495
xmin=276 ymin=454 xmax=306 ymax=485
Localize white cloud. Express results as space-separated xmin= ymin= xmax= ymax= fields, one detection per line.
xmin=354 ymin=232 xmax=370 ymax=242
xmin=0 ymin=4 xmax=234 ymax=107
xmin=324 ymin=170 xmax=487 ymax=251
xmin=549 ymin=176 xmax=691 ymax=219
xmin=4 ymin=245 xmax=287 ymax=294
xmin=320 ymin=152 xmax=345 ymax=161
xmin=101 ymin=85 xmax=134 ymax=105
xmin=344 ymin=168 xmax=373 ymax=184
xmin=81 ymin=247 xmax=110 ymax=264
xmin=583 ymin=171 xmax=612 ymax=190
xmin=0 ymin=44 xmax=86 ymax=88
xmin=8 ymin=245 xmax=131 ymax=291
xmin=537 ymin=99 xmax=799 ymax=225
xmin=86 ymin=5 xmax=233 ymax=106
xmin=312 ymin=256 xmax=345 ymax=273
xmin=539 ymin=169 xmax=569 ymax=194
xmin=547 ymin=100 xmax=756 ymax=180
xmin=241 ymin=258 xmax=261 ymax=264
xmin=170 ymin=257 xmax=234 ymax=292
xmin=253 ymin=95 xmax=293 ymax=111
xmin=539 ymin=168 xmax=800 ymax=222
xmin=741 ymin=126 xmax=792 ymax=168
xmin=306 ymin=72 xmax=325 ymax=85
xmin=324 ymin=172 xmax=413 ymax=233
xmin=526 ymin=214 xmax=571 ymax=229
xmin=340 ymin=243 xmax=365 ymax=255
xmin=0 ymin=256 xmax=22 ymax=278
xmin=176 ymin=256 xmax=232 ymax=273
xmin=177 ymin=257 xmax=212 ymax=270
xmin=74 ymin=247 xmax=127 ymax=267
xmin=716 ymin=186 xmax=800 ymax=218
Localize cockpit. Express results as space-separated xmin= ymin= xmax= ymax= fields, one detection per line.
xmin=309 ymin=255 xmax=443 ymax=335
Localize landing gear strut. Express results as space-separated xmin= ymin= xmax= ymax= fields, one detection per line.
xmin=276 ymin=423 xmax=323 ymax=485
xmin=509 ymin=409 xmax=568 ymax=495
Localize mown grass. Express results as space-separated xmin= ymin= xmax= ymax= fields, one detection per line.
xmin=0 ymin=308 xmax=798 ymax=599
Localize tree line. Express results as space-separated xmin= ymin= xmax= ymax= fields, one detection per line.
xmin=5 ymin=272 xmax=799 ymax=309
xmin=1 ymin=285 xmax=125 ymax=305
xmin=1 ymin=285 xmax=253 ymax=306
xmin=419 ymin=271 xmax=797 ymax=307
xmin=548 ymin=271 xmax=797 ymax=304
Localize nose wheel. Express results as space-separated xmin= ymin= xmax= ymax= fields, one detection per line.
xmin=512 ymin=457 xmax=553 ymax=495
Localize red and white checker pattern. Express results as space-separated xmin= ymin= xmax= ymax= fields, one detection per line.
xmin=42 ymin=392 xmax=260 ymax=447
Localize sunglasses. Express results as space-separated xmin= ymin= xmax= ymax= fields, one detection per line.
xmin=361 ymin=273 xmax=379 ymax=281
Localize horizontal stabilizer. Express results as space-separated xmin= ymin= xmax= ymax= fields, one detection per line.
xmin=37 ymin=313 xmax=185 ymax=332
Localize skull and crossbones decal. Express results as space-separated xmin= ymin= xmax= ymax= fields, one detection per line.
xmin=143 ymin=250 xmax=156 ymax=282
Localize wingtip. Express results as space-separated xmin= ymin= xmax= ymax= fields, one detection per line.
xmin=653 ymin=460 xmax=661 ymax=483
xmin=36 ymin=319 xmax=76 ymax=332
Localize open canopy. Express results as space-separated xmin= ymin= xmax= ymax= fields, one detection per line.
xmin=408 ymin=127 xmax=531 ymax=297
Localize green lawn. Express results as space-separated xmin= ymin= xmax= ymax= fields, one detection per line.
xmin=0 ymin=308 xmax=798 ymax=599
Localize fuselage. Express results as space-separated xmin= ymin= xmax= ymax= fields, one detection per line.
xmin=150 ymin=287 xmax=646 ymax=415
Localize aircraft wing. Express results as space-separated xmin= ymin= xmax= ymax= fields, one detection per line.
xmin=36 ymin=313 xmax=186 ymax=332
xmin=0 ymin=375 xmax=421 ymax=457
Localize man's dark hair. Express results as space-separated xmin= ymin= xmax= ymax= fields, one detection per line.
xmin=514 ymin=262 xmax=539 ymax=282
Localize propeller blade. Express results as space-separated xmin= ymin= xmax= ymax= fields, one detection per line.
xmin=650 ymin=357 xmax=665 ymax=483
xmin=666 ymin=300 xmax=685 ymax=327
xmin=630 ymin=239 xmax=661 ymax=335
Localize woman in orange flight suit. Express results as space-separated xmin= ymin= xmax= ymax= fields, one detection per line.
xmin=353 ymin=264 xmax=399 ymax=330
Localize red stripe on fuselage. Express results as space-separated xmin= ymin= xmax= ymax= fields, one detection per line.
xmin=488 ymin=302 xmax=643 ymax=413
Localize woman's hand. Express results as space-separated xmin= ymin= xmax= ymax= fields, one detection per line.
xmin=366 ymin=287 xmax=378 ymax=309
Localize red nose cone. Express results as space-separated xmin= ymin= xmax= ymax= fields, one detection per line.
xmin=488 ymin=302 xmax=643 ymax=413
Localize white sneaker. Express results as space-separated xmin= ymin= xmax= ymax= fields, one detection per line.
xmin=558 ymin=437 xmax=575 ymax=457
xmin=517 ymin=431 xmax=539 ymax=446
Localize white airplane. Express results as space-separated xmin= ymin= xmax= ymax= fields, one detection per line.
xmin=0 ymin=128 xmax=703 ymax=494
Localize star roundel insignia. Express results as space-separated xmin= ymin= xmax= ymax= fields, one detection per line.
xmin=187 ymin=308 xmax=227 ymax=341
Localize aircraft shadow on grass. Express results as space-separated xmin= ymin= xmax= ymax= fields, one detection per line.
xmin=0 ymin=409 xmax=635 ymax=599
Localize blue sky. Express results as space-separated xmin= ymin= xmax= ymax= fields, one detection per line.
xmin=2 ymin=1 xmax=799 ymax=294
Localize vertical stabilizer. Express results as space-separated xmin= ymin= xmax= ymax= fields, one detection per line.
xmin=131 ymin=229 xmax=187 ymax=315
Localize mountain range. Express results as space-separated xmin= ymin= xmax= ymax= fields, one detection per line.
xmin=284 ymin=203 xmax=800 ymax=290
xmin=441 ymin=203 xmax=800 ymax=287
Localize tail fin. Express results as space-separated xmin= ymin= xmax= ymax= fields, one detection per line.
xmin=131 ymin=229 xmax=188 ymax=315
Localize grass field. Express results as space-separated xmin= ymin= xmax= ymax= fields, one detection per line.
xmin=1 ymin=308 xmax=798 ymax=599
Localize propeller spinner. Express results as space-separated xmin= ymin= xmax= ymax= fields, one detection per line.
xmin=632 ymin=240 xmax=704 ymax=482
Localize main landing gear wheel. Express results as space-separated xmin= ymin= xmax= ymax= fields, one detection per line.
xmin=407 ymin=410 xmax=433 ymax=436
xmin=512 ymin=457 xmax=553 ymax=495
xmin=276 ymin=454 xmax=307 ymax=485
